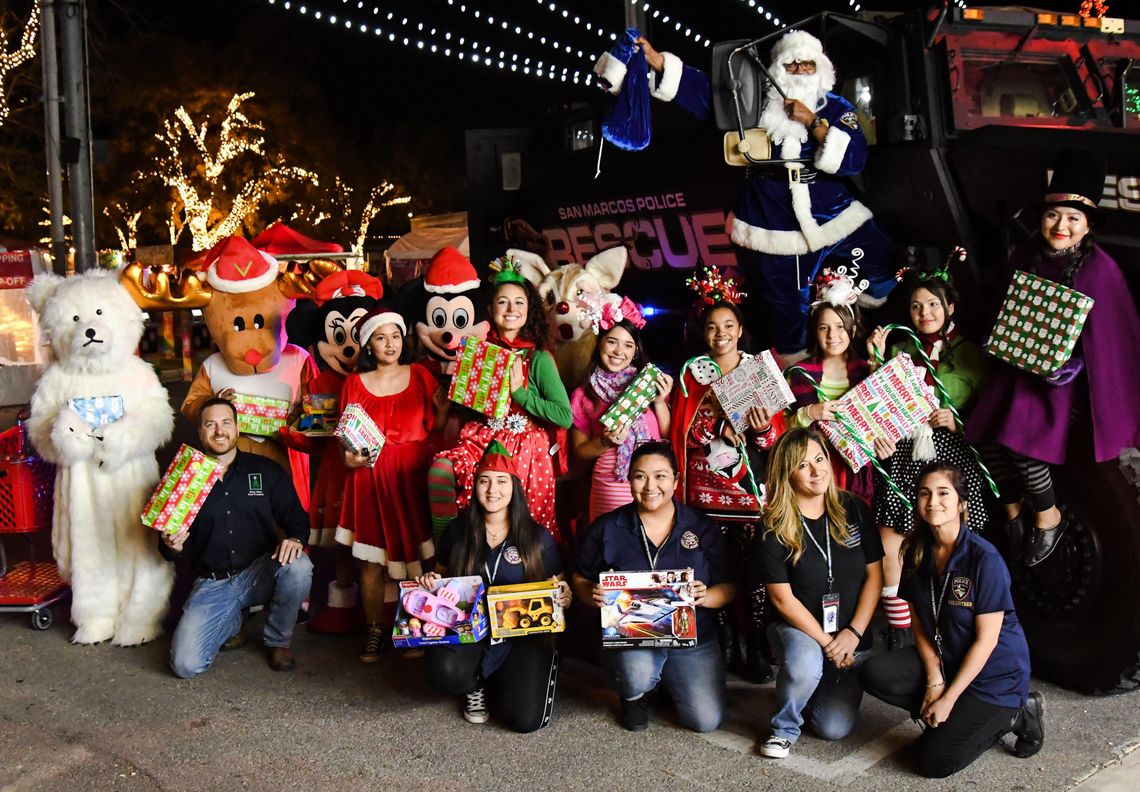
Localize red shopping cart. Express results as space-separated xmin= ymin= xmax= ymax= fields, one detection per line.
xmin=0 ymin=421 xmax=68 ymax=629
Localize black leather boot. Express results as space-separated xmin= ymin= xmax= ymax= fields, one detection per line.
xmin=1010 ymin=691 xmax=1045 ymax=758
xmin=1024 ymin=518 xmax=1068 ymax=567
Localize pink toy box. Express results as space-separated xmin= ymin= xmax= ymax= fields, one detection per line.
xmin=392 ymin=575 xmax=488 ymax=648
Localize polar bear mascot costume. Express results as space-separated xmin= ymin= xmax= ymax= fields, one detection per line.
xmin=26 ymin=269 xmax=175 ymax=645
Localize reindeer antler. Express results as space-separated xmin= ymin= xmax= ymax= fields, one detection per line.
xmin=120 ymin=262 xmax=213 ymax=310
xmin=277 ymin=258 xmax=345 ymax=300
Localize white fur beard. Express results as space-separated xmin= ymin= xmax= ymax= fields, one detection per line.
xmin=762 ymin=73 xmax=827 ymax=147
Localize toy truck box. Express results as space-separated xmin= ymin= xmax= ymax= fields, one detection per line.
xmin=599 ymin=569 xmax=698 ymax=649
xmin=392 ymin=575 xmax=488 ymax=648
xmin=487 ymin=580 xmax=565 ymax=639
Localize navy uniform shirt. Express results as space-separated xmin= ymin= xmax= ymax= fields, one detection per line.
xmin=900 ymin=524 xmax=1030 ymax=709
xmin=754 ymin=495 xmax=883 ymax=650
xmin=577 ymin=500 xmax=732 ymax=643
xmin=158 ymin=451 xmax=309 ymax=578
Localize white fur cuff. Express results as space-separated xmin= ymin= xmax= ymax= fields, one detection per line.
xmin=650 ymin=52 xmax=683 ymax=102
xmin=814 ymin=126 xmax=851 ymax=174
xmin=593 ymin=51 xmax=626 ymax=95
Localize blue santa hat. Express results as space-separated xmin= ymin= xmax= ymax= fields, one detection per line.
xmin=593 ymin=29 xmax=651 ymax=152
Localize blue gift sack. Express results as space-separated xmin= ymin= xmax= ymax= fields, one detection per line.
xmin=601 ymin=29 xmax=652 ymax=151
xmin=68 ymin=395 xmax=125 ymax=429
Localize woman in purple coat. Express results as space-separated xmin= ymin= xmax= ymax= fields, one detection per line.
xmin=968 ymin=151 xmax=1140 ymax=567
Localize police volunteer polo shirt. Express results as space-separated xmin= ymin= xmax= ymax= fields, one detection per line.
xmin=754 ymin=494 xmax=883 ymax=650
xmin=900 ymin=524 xmax=1030 ymax=709
xmin=158 ymin=451 xmax=309 ymax=577
xmin=577 ymin=500 xmax=732 ymax=643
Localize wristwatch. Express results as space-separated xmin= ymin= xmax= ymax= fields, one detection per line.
xmin=810 ymin=116 xmax=830 ymax=131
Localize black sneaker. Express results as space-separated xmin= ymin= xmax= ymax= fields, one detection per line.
xmin=620 ymin=695 xmax=650 ymax=731
xmin=463 ymin=686 xmax=489 ymax=724
xmin=359 ymin=623 xmax=386 ymax=664
xmin=1010 ymin=691 xmax=1045 ymax=758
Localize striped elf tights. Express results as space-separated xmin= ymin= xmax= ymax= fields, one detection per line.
xmin=428 ymin=456 xmax=459 ymax=545
xmin=881 ymin=585 xmax=911 ymax=630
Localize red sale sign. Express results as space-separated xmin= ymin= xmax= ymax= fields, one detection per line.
xmin=0 ymin=251 xmax=34 ymax=290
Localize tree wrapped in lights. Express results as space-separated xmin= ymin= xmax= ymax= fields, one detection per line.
xmin=1080 ymin=1 xmax=1110 ymax=17
xmin=290 ymin=176 xmax=411 ymax=256
xmin=154 ymin=91 xmax=317 ymax=250
xmin=0 ymin=0 xmax=39 ymax=129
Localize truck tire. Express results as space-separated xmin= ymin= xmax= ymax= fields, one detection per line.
xmin=1009 ymin=455 xmax=1140 ymax=694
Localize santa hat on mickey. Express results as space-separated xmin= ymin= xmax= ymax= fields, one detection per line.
xmin=473 ymin=440 xmax=519 ymax=479
xmin=200 ymin=236 xmax=280 ymax=294
xmin=313 ymin=270 xmax=383 ymax=307
xmin=425 ymin=246 xmax=481 ymax=295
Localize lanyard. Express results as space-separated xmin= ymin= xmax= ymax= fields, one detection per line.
xmin=638 ymin=517 xmax=669 ymax=571
xmin=801 ymin=516 xmax=833 ymax=592
xmin=929 ymin=566 xmax=952 ymax=671
xmin=484 ymin=543 xmax=506 ymax=585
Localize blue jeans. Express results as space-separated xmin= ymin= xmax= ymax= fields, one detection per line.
xmin=608 ymin=640 xmax=725 ymax=733
xmin=170 ymin=553 xmax=313 ymax=679
xmin=768 ymin=622 xmax=866 ymax=742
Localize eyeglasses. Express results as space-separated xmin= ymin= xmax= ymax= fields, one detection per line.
xmin=784 ymin=60 xmax=817 ymax=74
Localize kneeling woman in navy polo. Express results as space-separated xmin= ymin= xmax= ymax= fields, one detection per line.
xmin=572 ymin=440 xmax=735 ymax=733
xmin=753 ymin=427 xmax=884 ymax=760
xmin=419 ymin=442 xmax=570 ymax=732
xmin=861 ymin=461 xmax=1043 ymax=778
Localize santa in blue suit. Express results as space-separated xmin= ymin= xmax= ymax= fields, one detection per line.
xmin=597 ymin=30 xmax=896 ymax=354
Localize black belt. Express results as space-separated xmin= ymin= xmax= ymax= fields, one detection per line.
xmin=746 ymin=166 xmax=833 ymax=184
xmin=202 ymin=566 xmax=247 ymax=581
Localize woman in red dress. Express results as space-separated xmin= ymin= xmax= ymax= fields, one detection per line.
xmin=339 ymin=306 xmax=446 ymax=662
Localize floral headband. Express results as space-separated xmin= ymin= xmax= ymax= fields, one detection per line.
xmin=896 ymin=246 xmax=964 ymax=283
xmin=578 ymin=292 xmax=646 ymax=335
xmin=686 ymin=265 xmax=746 ymax=307
xmin=488 ymin=256 xmax=528 ymax=286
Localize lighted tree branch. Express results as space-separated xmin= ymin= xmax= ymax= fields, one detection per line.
xmin=1079 ymin=1 xmax=1110 ymax=17
xmin=0 ymin=0 xmax=39 ymax=128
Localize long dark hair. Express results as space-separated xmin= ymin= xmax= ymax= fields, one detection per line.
xmin=901 ymin=274 xmax=961 ymax=369
xmin=451 ymin=476 xmax=546 ymax=582
xmin=586 ymin=319 xmax=649 ymax=398
xmin=490 ymin=280 xmax=551 ymax=351
xmin=901 ymin=460 xmax=970 ymax=573
xmin=804 ymin=302 xmax=861 ymax=363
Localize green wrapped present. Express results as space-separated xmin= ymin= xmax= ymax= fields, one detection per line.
xmin=231 ymin=393 xmax=291 ymax=436
xmin=599 ymin=364 xmax=663 ymax=433
xmin=986 ymin=270 xmax=1095 ymax=377
xmin=141 ymin=444 xmax=222 ymax=535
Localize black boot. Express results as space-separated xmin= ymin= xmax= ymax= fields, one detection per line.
xmin=1010 ymin=691 xmax=1045 ymax=758
xmin=745 ymin=626 xmax=775 ymax=684
xmin=1024 ymin=517 xmax=1068 ymax=567
xmin=718 ymin=612 xmax=738 ymax=671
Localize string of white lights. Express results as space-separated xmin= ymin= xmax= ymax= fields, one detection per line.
xmin=636 ymin=2 xmax=713 ymax=47
xmin=532 ymin=0 xmax=614 ymax=42
xmin=263 ymin=0 xmax=593 ymax=84
xmin=436 ymin=0 xmax=590 ymax=61
xmin=733 ymin=0 xmax=783 ymax=29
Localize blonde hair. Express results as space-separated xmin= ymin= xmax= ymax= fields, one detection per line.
xmin=763 ymin=428 xmax=851 ymax=564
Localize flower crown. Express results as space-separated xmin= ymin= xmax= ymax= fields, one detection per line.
xmin=488 ymin=256 xmax=528 ymax=286
xmin=812 ymin=260 xmax=869 ymax=308
xmin=686 ymin=266 xmax=746 ymax=308
xmin=896 ymin=246 xmax=964 ymax=284
xmin=578 ymin=292 xmax=646 ymax=335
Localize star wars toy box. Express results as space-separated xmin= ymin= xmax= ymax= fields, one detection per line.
xmin=599 ymin=569 xmax=698 ymax=649
xmin=986 ymin=270 xmax=1094 ymax=377
xmin=448 ymin=337 xmax=521 ymax=419
xmin=487 ymin=581 xmax=566 ymax=639
xmin=231 ymin=393 xmax=291 ymax=437
xmin=141 ymin=444 xmax=223 ymax=535
xmin=392 ymin=575 xmax=488 ymax=648
xmin=334 ymin=403 xmax=385 ymax=467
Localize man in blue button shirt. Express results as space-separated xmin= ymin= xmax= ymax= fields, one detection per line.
xmin=161 ymin=398 xmax=313 ymax=676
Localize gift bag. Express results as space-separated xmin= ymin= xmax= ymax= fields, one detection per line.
xmin=447 ymin=337 xmax=520 ymax=419
xmin=599 ymin=363 xmax=663 ymax=433
xmin=818 ymin=353 xmax=940 ymax=472
xmin=141 ymin=444 xmax=222 ymax=535
xmin=231 ymin=393 xmax=291 ymax=436
xmin=711 ymin=351 xmax=795 ymax=434
xmin=985 ymin=270 xmax=1094 ymax=377
xmin=334 ymin=403 xmax=386 ymax=467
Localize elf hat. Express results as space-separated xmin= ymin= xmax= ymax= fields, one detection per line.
xmin=201 ymin=236 xmax=279 ymax=294
xmin=355 ymin=303 xmax=406 ymax=347
xmin=1041 ymin=149 xmax=1106 ymax=224
xmin=314 ymin=270 xmax=383 ymax=306
xmin=425 ymin=247 xmax=481 ymax=294
xmin=474 ymin=440 xmax=519 ymax=479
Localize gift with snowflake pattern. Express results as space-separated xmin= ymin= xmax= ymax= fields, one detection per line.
xmin=447 ymin=337 xmax=521 ymax=419
xmin=231 ymin=393 xmax=291 ymax=436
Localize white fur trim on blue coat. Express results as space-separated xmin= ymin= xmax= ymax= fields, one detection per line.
xmin=729 ymin=193 xmax=874 ymax=255
xmin=650 ymin=52 xmax=683 ymax=102
xmin=593 ymin=50 xmax=627 ymax=96
xmin=814 ymin=126 xmax=851 ymax=175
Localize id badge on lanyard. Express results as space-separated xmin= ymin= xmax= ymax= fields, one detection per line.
xmin=486 ymin=545 xmax=506 ymax=646
xmin=802 ymin=516 xmax=838 ymax=633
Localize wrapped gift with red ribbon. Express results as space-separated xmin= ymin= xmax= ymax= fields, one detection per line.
xmin=141 ymin=444 xmax=222 ymax=535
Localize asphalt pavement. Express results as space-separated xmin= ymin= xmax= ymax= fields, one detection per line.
xmin=0 ymin=614 xmax=1137 ymax=792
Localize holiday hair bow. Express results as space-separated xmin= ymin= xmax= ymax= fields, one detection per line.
xmin=488 ymin=256 xmax=528 ymax=286
xmin=686 ymin=265 xmax=746 ymax=307
xmin=578 ymin=292 xmax=647 ymax=334
xmin=812 ymin=256 xmax=869 ymax=308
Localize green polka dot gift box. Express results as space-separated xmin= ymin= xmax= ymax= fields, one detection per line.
xmin=985 ymin=270 xmax=1094 ymax=377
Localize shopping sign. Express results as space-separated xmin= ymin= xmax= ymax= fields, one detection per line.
xmin=0 ymin=251 xmax=34 ymax=290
